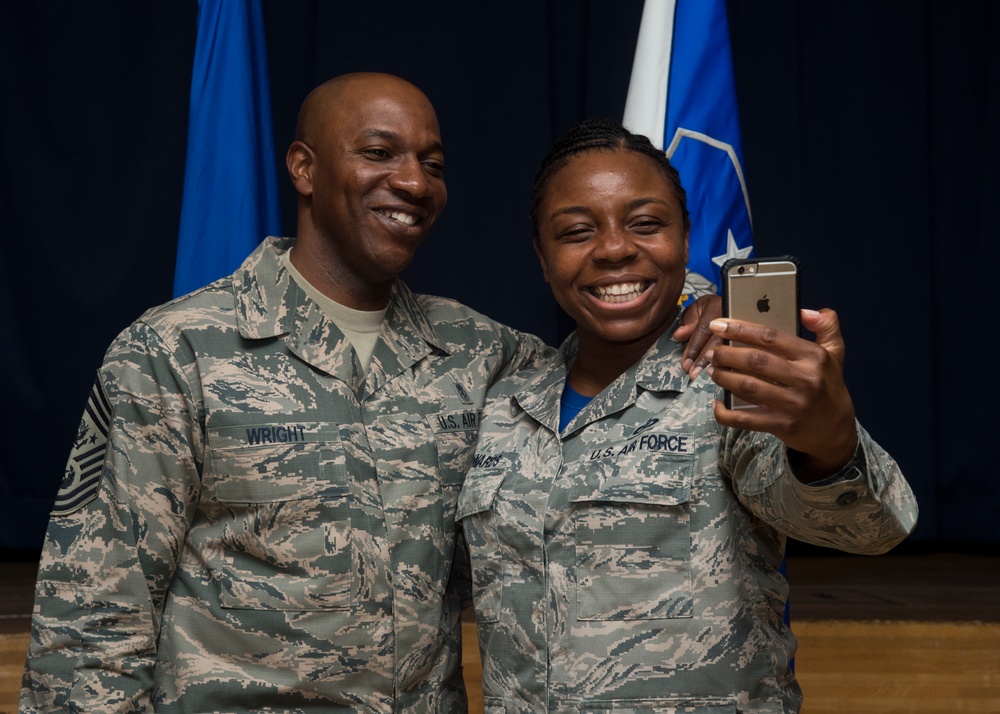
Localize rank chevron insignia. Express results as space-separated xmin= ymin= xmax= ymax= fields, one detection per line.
xmin=52 ymin=377 xmax=112 ymax=516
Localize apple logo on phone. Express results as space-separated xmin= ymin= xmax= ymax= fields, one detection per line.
xmin=757 ymin=295 xmax=770 ymax=313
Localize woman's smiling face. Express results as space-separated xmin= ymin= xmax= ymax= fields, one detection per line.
xmin=533 ymin=148 xmax=690 ymax=353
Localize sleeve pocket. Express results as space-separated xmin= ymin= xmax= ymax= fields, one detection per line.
xmin=456 ymin=468 xmax=506 ymax=622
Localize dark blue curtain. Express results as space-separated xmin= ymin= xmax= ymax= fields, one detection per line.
xmin=1 ymin=1 xmax=997 ymax=552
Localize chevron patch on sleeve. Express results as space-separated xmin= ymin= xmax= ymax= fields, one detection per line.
xmin=52 ymin=377 xmax=112 ymax=516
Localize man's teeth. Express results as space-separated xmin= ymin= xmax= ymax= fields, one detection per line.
xmin=593 ymin=282 xmax=647 ymax=303
xmin=383 ymin=210 xmax=417 ymax=226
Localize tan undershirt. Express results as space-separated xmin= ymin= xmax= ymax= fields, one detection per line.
xmin=280 ymin=251 xmax=386 ymax=373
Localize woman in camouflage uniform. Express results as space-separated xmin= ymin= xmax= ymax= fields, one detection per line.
xmin=458 ymin=119 xmax=917 ymax=714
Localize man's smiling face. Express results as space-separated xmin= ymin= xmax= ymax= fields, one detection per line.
xmin=294 ymin=74 xmax=447 ymax=307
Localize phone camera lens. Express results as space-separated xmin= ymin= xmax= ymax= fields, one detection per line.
xmin=738 ymin=266 xmax=745 ymax=274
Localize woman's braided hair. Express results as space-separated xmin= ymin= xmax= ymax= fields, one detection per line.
xmin=529 ymin=118 xmax=689 ymax=237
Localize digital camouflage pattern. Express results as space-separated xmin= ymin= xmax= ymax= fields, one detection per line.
xmin=21 ymin=237 xmax=550 ymax=713
xmin=457 ymin=322 xmax=918 ymax=714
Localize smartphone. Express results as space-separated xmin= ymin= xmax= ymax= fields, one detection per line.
xmin=720 ymin=256 xmax=800 ymax=410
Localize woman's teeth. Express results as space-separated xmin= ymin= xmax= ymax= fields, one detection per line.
xmin=592 ymin=282 xmax=648 ymax=303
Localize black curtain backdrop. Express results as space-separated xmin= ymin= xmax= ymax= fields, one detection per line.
xmin=1 ymin=1 xmax=996 ymax=552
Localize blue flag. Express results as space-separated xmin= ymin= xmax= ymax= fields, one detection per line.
xmin=623 ymin=0 xmax=752 ymax=295
xmin=623 ymin=0 xmax=788 ymax=642
xmin=174 ymin=0 xmax=281 ymax=298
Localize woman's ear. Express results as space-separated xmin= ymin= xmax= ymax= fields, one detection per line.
xmin=533 ymin=238 xmax=552 ymax=284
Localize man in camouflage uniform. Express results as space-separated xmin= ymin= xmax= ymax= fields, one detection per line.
xmin=22 ymin=74 xmax=721 ymax=713
xmin=20 ymin=73 xmax=552 ymax=713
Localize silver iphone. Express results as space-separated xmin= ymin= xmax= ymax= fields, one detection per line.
xmin=720 ymin=256 xmax=800 ymax=410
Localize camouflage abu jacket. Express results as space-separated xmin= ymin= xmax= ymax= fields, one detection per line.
xmin=21 ymin=237 xmax=549 ymax=714
xmin=457 ymin=324 xmax=917 ymax=714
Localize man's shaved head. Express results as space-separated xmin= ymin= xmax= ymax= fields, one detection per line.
xmin=295 ymin=72 xmax=436 ymax=147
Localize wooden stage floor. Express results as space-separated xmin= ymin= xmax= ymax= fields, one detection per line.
xmin=2 ymin=549 xmax=999 ymax=713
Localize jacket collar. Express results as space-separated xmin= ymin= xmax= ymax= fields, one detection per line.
xmin=232 ymin=237 xmax=450 ymax=395
xmin=514 ymin=314 xmax=691 ymax=435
